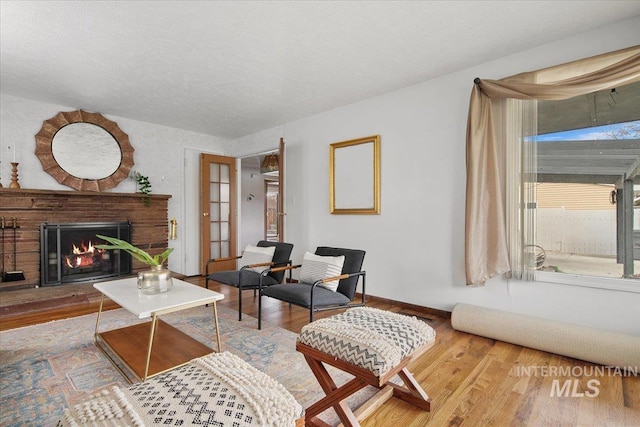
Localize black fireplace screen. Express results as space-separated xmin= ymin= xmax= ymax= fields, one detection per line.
xmin=40 ymin=221 xmax=132 ymax=286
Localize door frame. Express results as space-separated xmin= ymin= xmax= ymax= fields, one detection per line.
xmin=277 ymin=137 xmax=285 ymax=243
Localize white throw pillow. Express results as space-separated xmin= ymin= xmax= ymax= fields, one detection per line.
xmin=238 ymin=244 xmax=276 ymax=273
xmin=299 ymin=251 xmax=345 ymax=292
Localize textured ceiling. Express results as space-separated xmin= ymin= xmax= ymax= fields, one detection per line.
xmin=1 ymin=1 xmax=639 ymax=139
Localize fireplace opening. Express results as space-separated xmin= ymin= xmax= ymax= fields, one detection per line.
xmin=40 ymin=222 xmax=132 ymax=286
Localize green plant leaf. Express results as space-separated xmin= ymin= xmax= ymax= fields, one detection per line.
xmin=95 ymin=234 xmax=171 ymax=266
xmin=153 ymin=248 xmax=174 ymax=265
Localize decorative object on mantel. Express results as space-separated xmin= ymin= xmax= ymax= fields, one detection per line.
xmin=95 ymin=235 xmax=173 ymax=294
xmin=9 ymin=162 xmax=20 ymax=189
xmin=9 ymin=162 xmax=21 ymax=189
xmin=133 ymin=171 xmax=152 ymax=206
xmin=35 ymin=110 xmax=135 ymax=192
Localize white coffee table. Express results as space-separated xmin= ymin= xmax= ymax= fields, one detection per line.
xmin=93 ymin=277 xmax=224 ymax=382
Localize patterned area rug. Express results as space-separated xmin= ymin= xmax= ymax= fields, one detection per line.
xmin=0 ymin=305 xmax=372 ymax=426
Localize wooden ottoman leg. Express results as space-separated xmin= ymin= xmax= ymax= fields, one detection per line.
xmin=390 ymin=368 xmax=431 ymax=411
xmin=303 ymin=354 xmax=431 ymax=426
xmin=303 ymin=353 xmax=369 ymax=426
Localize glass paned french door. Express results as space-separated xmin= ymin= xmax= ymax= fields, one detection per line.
xmin=200 ymin=154 xmax=236 ymax=273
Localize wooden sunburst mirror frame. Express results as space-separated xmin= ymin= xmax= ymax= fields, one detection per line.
xmin=35 ymin=110 xmax=135 ymax=191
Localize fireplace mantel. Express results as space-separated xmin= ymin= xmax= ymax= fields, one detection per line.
xmin=0 ymin=188 xmax=171 ymax=291
xmin=0 ymin=188 xmax=171 ymax=200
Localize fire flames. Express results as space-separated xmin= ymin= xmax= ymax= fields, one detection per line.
xmin=65 ymin=240 xmax=105 ymax=269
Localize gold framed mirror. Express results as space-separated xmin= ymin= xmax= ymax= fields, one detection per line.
xmin=35 ymin=110 xmax=134 ymax=191
xmin=330 ymin=135 xmax=380 ymax=214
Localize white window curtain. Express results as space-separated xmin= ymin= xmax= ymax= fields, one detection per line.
xmin=505 ymin=98 xmax=537 ymax=281
xmin=465 ymin=45 xmax=640 ymax=286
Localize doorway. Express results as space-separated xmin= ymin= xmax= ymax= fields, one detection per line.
xmin=197 ymin=139 xmax=284 ymax=273
xmin=239 ymin=152 xmax=278 ymax=248
xmin=239 ymin=140 xmax=284 ymax=249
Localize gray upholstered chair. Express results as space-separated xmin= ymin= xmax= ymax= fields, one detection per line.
xmin=258 ymin=246 xmax=366 ymax=329
xmin=205 ymin=241 xmax=293 ymax=321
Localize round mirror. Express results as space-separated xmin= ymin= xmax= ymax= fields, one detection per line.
xmin=52 ymin=123 xmax=122 ymax=179
xmin=35 ymin=110 xmax=135 ymax=191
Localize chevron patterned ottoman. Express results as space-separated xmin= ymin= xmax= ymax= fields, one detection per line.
xmin=57 ymin=351 xmax=304 ymax=427
xmin=296 ymin=307 xmax=436 ymax=427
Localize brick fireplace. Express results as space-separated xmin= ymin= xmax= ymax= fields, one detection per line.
xmin=0 ymin=188 xmax=171 ymax=291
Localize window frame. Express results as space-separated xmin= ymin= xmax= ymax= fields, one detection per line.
xmin=536 ymin=270 xmax=640 ymax=293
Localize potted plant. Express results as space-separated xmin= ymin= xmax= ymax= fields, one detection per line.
xmin=133 ymin=172 xmax=153 ymax=206
xmin=95 ymin=235 xmax=174 ymax=294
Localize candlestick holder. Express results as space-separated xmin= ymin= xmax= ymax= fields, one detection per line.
xmin=10 ymin=162 xmax=21 ymax=189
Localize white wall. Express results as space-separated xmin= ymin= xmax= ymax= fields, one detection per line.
xmin=240 ymin=165 xmax=267 ymax=248
xmin=230 ymin=17 xmax=640 ymax=336
xmin=0 ymin=94 xmax=229 ymax=273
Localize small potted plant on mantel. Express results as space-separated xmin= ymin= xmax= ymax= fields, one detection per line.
xmin=95 ymin=235 xmax=174 ymax=294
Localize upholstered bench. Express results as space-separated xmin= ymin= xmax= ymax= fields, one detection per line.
xmin=57 ymin=351 xmax=304 ymax=427
xmin=296 ymin=307 xmax=436 ymax=427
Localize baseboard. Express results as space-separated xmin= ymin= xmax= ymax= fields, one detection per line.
xmin=356 ymin=293 xmax=451 ymax=319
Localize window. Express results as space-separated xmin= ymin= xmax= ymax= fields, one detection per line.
xmin=464 ymin=45 xmax=640 ymax=286
xmin=534 ymin=82 xmax=640 ymax=280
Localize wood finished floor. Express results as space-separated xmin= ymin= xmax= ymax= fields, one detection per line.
xmin=1 ymin=277 xmax=639 ymax=426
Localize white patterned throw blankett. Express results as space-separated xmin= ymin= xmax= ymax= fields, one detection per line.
xmin=57 ymin=351 xmax=303 ymax=427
